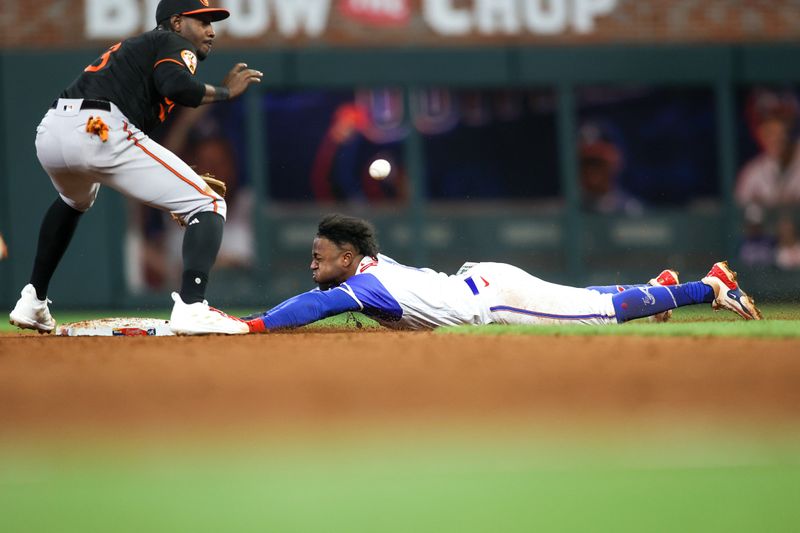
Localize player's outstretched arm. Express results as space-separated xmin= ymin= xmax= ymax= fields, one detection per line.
xmin=244 ymin=288 xmax=361 ymax=333
xmin=201 ymin=63 xmax=263 ymax=104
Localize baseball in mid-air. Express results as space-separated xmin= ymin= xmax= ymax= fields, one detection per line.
xmin=369 ymin=158 xmax=391 ymax=180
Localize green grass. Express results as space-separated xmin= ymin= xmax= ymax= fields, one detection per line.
xmin=2 ymin=431 xmax=799 ymax=533
xmin=3 ymin=304 xmax=799 ymax=337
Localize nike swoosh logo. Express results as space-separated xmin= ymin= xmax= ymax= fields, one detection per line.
xmin=727 ymin=289 xmax=753 ymax=318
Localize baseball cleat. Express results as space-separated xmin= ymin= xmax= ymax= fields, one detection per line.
xmin=701 ymin=261 xmax=763 ymax=320
xmin=169 ymin=292 xmax=249 ymax=335
xmin=647 ymin=269 xmax=680 ymax=323
xmin=9 ymin=283 xmax=55 ymax=333
xmin=649 ymin=269 xmax=680 ymax=288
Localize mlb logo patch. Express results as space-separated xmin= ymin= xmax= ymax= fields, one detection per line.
xmin=181 ymin=50 xmax=197 ymax=74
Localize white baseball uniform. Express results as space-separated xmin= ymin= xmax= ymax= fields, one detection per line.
xmin=36 ymin=98 xmax=225 ymax=224
xmin=251 ymin=254 xmax=618 ymax=331
xmin=342 ymin=254 xmax=617 ymax=329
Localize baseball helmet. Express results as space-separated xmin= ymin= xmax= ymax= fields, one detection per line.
xmin=156 ymin=0 xmax=230 ymax=25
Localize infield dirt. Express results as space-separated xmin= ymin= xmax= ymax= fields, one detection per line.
xmin=1 ymin=331 xmax=799 ymax=436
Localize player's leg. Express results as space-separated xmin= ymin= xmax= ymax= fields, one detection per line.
xmin=612 ymin=261 xmax=762 ymax=322
xmin=10 ymin=110 xmax=100 ymax=333
xmin=9 ymin=196 xmax=85 ymax=332
xmin=476 ymin=261 xmax=760 ymax=326
xmin=587 ymin=269 xmax=680 ymax=323
xmin=611 ymin=282 xmax=712 ymax=323
xmin=98 ymin=125 xmax=226 ymax=303
xmin=27 ymin=167 xmax=100 ymax=301
xmin=474 ymin=263 xmax=618 ymax=326
xmin=92 ymin=118 xmax=245 ymax=334
xmin=28 ymin=198 xmax=84 ymax=298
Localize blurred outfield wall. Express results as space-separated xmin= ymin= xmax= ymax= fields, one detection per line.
xmin=2 ymin=0 xmax=800 ymax=309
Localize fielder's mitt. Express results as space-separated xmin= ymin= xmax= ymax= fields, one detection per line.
xmin=200 ymin=172 xmax=227 ymax=198
xmin=169 ymin=172 xmax=228 ymax=227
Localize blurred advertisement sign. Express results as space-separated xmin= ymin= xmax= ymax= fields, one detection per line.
xmin=5 ymin=0 xmax=800 ymax=47
xmin=339 ymin=0 xmax=411 ymax=26
xmin=424 ymin=0 xmax=616 ymax=36
xmin=83 ymin=0 xmax=616 ymax=40
xmin=86 ymin=0 xmax=332 ymax=39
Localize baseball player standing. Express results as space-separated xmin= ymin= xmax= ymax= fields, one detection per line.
xmin=243 ymin=214 xmax=762 ymax=332
xmin=9 ymin=0 xmax=262 ymax=335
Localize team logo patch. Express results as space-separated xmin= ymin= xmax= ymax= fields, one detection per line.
xmin=181 ymin=50 xmax=197 ymax=74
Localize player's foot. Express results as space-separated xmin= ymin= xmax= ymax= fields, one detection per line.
xmin=647 ymin=269 xmax=680 ymax=323
xmin=701 ymin=261 xmax=763 ymax=320
xmin=9 ymin=283 xmax=55 ymax=333
xmin=649 ymin=269 xmax=680 ymax=288
xmin=169 ymin=292 xmax=249 ymax=335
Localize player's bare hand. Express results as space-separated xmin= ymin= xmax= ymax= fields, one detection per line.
xmin=223 ymin=63 xmax=263 ymax=99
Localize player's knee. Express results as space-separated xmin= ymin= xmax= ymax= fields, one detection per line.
xmin=183 ymin=198 xmax=227 ymax=225
xmin=59 ymin=194 xmax=95 ymax=213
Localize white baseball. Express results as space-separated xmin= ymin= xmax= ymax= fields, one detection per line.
xmin=369 ymin=159 xmax=391 ymax=180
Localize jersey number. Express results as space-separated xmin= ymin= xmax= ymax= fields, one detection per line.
xmin=84 ymin=42 xmax=122 ymax=73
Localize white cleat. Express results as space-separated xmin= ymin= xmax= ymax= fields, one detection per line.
xmin=647 ymin=269 xmax=680 ymax=323
xmin=169 ymin=292 xmax=250 ymax=335
xmin=168 ymin=292 xmax=249 ymax=335
xmin=9 ymin=283 xmax=56 ymax=334
xmin=701 ymin=261 xmax=763 ymax=320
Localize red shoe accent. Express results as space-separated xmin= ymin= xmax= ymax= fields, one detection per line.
xmin=706 ymin=262 xmax=738 ymax=290
xmin=247 ymin=318 xmax=266 ymax=333
xmin=655 ymin=270 xmax=679 ymax=286
xmin=209 ymin=306 xmax=248 ymax=323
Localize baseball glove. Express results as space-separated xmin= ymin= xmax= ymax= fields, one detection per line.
xmin=200 ymin=172 xmax=227 ymax=198
xmin=169 ymin=173 xmax=228 ymax=227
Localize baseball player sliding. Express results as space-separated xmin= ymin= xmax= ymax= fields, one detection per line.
xmin=243 ymin=214 xmax=762 ymax=333
xmin=9 ymin=0 xmax=261 ymax=335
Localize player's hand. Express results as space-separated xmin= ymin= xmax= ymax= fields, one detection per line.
xmin=223 ymin=63 xmax=263 ymax=99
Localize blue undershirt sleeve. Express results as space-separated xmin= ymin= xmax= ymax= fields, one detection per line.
xmin=252 ymin=289 xmax=361 ymax=330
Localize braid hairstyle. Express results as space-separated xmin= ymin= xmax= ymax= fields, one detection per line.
xmin=317 ymin=214 xmax=380 ymax=258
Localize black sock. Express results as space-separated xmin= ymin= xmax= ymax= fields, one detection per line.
xmin=180 ymin=211 xmax=224 ymax=304
xmin=30 ymin=197 xmax=83 ymax=300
